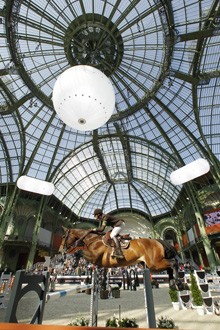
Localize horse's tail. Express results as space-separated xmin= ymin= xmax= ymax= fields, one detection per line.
xmin=157 ymin=239 xmax=177 ymax=259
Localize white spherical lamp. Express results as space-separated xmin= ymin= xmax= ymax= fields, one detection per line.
xmin=52 ymin=65 xmax=115 ymax=131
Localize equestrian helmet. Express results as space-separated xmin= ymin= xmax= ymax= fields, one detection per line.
xmin=93 ymin=208 xmax=103 ymax=216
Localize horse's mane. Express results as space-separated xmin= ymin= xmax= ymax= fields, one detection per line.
xmin=68 ymin=227 xmax=103 ymax=235
xmin=67 ymin=227 xmax=98 ymax=239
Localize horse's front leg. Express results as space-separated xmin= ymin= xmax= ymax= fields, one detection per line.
xmin=72 ymin=250 xmax=83 ymax=268
xmin=169 ymin=258 xmax=178 ymax=278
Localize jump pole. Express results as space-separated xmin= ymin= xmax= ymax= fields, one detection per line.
xmin=46 ymin=270 xmax=98 ymax=326
xmin=143 ymin=268 xmax=156 ymax=328
xmin=46 ymin=284 xmax=93 ymax=302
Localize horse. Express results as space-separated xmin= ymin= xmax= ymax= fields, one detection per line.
xmin=59 ymin=226 xmax=184 ymax=290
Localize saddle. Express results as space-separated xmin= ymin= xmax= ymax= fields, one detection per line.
xmin=102 ymin=231 xmax=131 ymax=249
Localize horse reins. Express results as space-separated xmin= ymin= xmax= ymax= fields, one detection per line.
xmin=60 ymin=228 xmax=71 ymax=252
xmin=63 ymin=229 xmax=97 ymax=252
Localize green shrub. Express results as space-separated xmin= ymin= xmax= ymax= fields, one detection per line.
xmin=169 ymin=288 xmax=178 ymax=302
xmin=190 ymin=272 xmax=203 ymax=306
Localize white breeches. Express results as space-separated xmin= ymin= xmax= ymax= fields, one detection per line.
xmin=110 ymin=222 xmax=125 ymax=238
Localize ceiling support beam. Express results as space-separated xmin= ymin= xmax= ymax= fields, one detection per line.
xmin=114 ymin=123 xmax=133 ymax=183
xmin=92 ymin=130 xmax=114 ymax=184
xmin=178 ymin=28 xmax=217 ymax=42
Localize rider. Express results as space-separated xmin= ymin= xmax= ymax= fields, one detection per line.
xmin=92 ymin=209 xmax=125 ymax=259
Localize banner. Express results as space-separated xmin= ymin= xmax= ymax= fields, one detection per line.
xmin=204 ymin=209 xmax=220 ymax=227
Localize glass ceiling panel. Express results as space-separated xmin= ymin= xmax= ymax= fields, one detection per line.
xmin=201 ymin=36 xmax=220 ymax=72
xmin=0 ymin=0 xmax=219 ymax=222
xmin=51 ymin=136 xmax=181 ymax=218
xmin=198 ymin=78 xmax=220 ymax=159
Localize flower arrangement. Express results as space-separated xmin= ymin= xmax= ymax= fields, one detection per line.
xmin=156 ymin=316 xmax=178 ymax=329
xmin=118 ymin=317 xmax=138 ymax=328
xmin=68 ymin=316 xmax=89 ymax=326
xmin=106 ymin=316 xmax=138 ymax=328
xmin=106 ymin=316 xmax=118 ymax=327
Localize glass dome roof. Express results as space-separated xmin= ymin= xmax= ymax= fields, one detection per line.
xmin=0 ymin=0 xmax=219 ymax=220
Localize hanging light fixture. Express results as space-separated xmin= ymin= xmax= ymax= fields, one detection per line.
xmin=17 ymin=175 xmax=55 ymax=195
xmin=170 ymin=158 xmax=210 ymax=185
xmin=52 ymin=65 xmax=115 ymax=131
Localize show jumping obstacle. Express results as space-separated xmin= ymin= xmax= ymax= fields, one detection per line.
xmin=47 ymin=269 xmax=99 ymax=327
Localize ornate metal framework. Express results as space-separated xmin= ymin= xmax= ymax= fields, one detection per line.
xmin=0 ymin=0 xmax=220 ymax=223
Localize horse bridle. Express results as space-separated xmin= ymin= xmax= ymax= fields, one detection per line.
xmin=61 ymin=229 xmax=85 ymax=252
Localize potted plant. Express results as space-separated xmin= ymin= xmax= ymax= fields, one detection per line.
xmin=190 ymin=272 xmax=204 ymax=315
xmin=151 ymin=279 xmax=159 ymax=288
xmin=100 ymin=283 xmax=109 ymax=299
xmin=110 ymin=284 xmax=120 ymax=298
xmin=156 ymin=316 xmax=178 ymax=329
xmin=169 ymin=288 xmax=180 ymax=310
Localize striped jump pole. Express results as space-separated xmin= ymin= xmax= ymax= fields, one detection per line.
xmin=46 ymin=284 xmax=93 ymax=302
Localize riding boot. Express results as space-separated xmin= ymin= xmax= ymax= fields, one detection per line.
xmin=112 ymin=237 xmax=124 ymax=259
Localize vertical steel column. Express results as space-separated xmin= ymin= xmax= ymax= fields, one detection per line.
xmin=143 ymin=268 xmax=156 ymax=328
xmin=89 ymin=269 xmax=99 ymax=326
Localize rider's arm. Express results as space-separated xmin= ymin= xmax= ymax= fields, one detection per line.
xmin=93 ymin=220 xmax=107 ymax=232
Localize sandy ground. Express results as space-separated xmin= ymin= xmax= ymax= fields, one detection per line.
xmin=0 ymin=283 xmax=220 ymax=329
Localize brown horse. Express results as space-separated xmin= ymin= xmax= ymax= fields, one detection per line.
xmin=59 ymin=226 xmax=182 ymax=289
